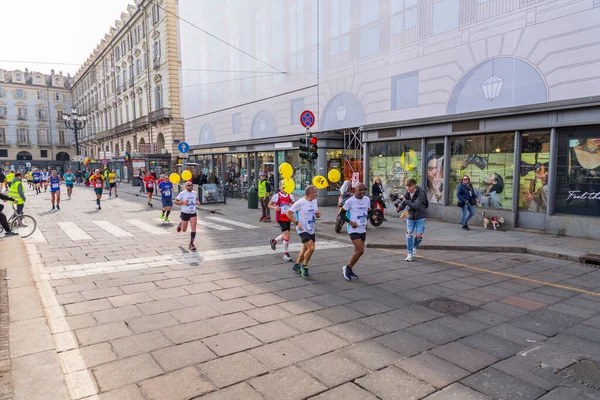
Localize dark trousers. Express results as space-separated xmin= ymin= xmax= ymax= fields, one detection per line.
xmin=260 ymin=196 xmax=271 ymax=219
xmin=0 ymin=211 xmax=9 ymax=232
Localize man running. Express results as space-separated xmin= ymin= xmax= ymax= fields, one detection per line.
xmin=41 ymin=169 xmax=50 ymax=192
xmin=47 ymin=170 xmax=62 ymax=211
xmin=287 ymin=185 xmax=321 ymax=278
xmin=143 ymin=171 xmax=155 ymax=207
xmin=158 ymin=176 xmax=173 ymax=222
xmin=396 ymin=178 xmax=428 ymax=261
xmin=269 ymin=181 xmax=295 ymax=261
xmin=89 ymin=169 xmax=105 ymax=210
xmin=108 ymin=169 xmax=118 ymax=197
xmin=175 ymin=180 xmax=201 ymax=251
xmin=339 ymin=182 xmax=370 ymax=280
xmin=63 ymin=169 xmax=75 ymax=199
xmin=32 ymin=168 xmax=41 ymax=194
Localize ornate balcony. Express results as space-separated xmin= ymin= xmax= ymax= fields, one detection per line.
xmin=115 ymin=121 xmax=133 ymax=135
xmin=150 ymin=108 xmax=171 ymax=123
xmin=133 ymin=116 xmax=148 ymax=129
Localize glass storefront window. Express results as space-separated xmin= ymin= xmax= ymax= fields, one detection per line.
xmin=369 ymin=140 xmax=422 ymax=196
xmin=450 ymin=133 xmax=514 ymax=209
xmin=425 ymin=141 xmax=444 ymax=204
xmin=327 ymin=148 xmax=344 ymax=194
xmin=258 ymin=152 xmax=275 ymax=187
xmin=518 ymin=132 xmax=550 ymax=213
xmin=556 ymin=126 xmax=600 ymax=217
xmin=224 ymin=154 xmax=248 ymax=184
xmin=287 ymin=150 xmax=310 ymax=192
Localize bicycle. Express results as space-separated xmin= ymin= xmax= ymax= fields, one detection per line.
xmin=0 ymin=203 xmax=37 ymax=238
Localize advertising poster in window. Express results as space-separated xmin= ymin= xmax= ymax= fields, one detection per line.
xmin=556 ymin=127 xmax=600 ymax=217
xmin=450 ymin=134 xmax=514 ymax=210
xmin=369 ymin=140 xmax=421 ymax=197
xmin=426 ymin=143 xmax=444 ymax=204
xmin=519 ymin=133 xmax=550 ymax=213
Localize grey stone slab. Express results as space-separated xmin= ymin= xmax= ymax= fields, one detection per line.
xmin=464 ymin=309 xmax=513 ymax=326
xmin=81 ymin=287 xmax=124 ymax=301
xmin=94 ymin=385 xmax=145 ymax=400
xmin=299 ymin=352 xmax=368 ymax=387
xmin=162 ymin=320 xmax=219 ymax=344
xmin=375 ymin=330 xmax=435 ymax=357
xmin=372 ymin=293 xmax=414 ymax=309
xmin=291 ymin=329 xmax=350 ymax=357
xmin=203 ymin=329 xmax=262 ymax=356
xmin=460 ymin=332 xmax=525 ymax=360
xmin=207 ymin=312 xmax=259 ymax=333
xmin=10 ymin=317 xmax=54 ymax=358
xmin=325 ymin=320 xmax=383 ymax=343
xmin=481 ymin=302 xmax=531 ymax=318
xmin=212 ymin=286 xmax=255 ymax=300
xmin=181 ymin=281 xmax=221 ymax=294
xmin=492 ymin=356 xmax=559 ymax=391
xmin=65 ymin=298 xmax=113 ymax=315
xmin=177 ymin=292 xmax=222 ymax=307
xmin=359 ymin=313 xmax=411 ymax=333
xmin=249 ymin=365 xmax=327 ymax=400
xmin=136 ymin=298 xmax=184 ymax=315
xmin=434 ymin=316 xmax=489 ymax=336
xmin=355 ymin=366 xmax=436 ymax=400
xmin=345 ymin=299 xmax=393 ymax=316
xmin=147 ymin=287 xmax=189 ymax=301
xmin=110 ymin=331 xmax=172 ymax=358
xmin=170 ymin=304 xmax=220 ymax=323
xmin=565 ymin=324 xmax=600 ymax=345
xmin=61 ymin=342 xmax=117 ymax=373
xmin=199 ymin=352 xmax=268 ymax=388
xmin=397 ymin=352 xmax=470 ymax=389
xmin=430 ymin=341 xmax=499 ymax=373
xmin=461 ymin=367 xmax=547 ymax=400
xmin=246 ymin=293 xmax=287 ymax=307
xmin=315 ymin=305 xmax=365 ymax=323
xmin=340 ymin=340 xmax=405 ymax=370
xmin=93 ymin=353 xmax=163 ymax=392
xmin=120 ymin=282 xmax=158 ymax=294
xmin=386 ymin=305 xmax=444 ymax=326
xmin=198 ymin=382 xmax=265 ymax=400
xmin=511 ymin=315 xmax=563 ymax=337
xmin=107 ymin=292 xmax=153 ymax=308
xmin=245 ymin=320 xmax=301 ymax=344
xmin=92 ymin=305 xmax=142 ymax=324
xmin=546 ymin=303 xmax=597 ymax=320
xmin=244 ymin=304 xmax=294 ymax=323
xmin=423 ymin=383 xmax=492 ymax=400
xmin=309 ymin=293 xmax=351 ymax=308
xmin=406 ymin=321 xmax=464 ymax=345
xmin=275 ymin=287 xmax=315 ymax=301
xmin=210 ymin=298 xmax=255 ymax=314
xmin=76 ymin=321 xmax=132 ymax=346
xmin=283 ymin=312 xmax=334 ymax=333
xmin=517 ymin=343 xmax=579 ymax=370
xmin=248 ymin=339 xmax=312 ymax=370
xmin=126 ymin=312 xmax=179 ymax=334
xmin=279 ymin=299 xmax=324 ymax=315
xmin=139 ymin=367 xmax=215 ymax=400
xmin=485 ymin=323 xmax=548 ymax=347
xmin=309 ymin=382 xmax=378 ymax=400
xmin=546 ymin=333 xmax=600 ymax=359
xmin=152 ymin=341 xmax=217 ymax=371
xmin=537 ymin=386 xmax=599 ymax=400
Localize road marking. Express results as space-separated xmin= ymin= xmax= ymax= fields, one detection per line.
xmin=382 ymin=249 xmax=600 ymax=298
xmin=205 ymin=216 xmax=257 ymax=229
xmin=23 ymin=228 xmax=47 ymax=244
xmin=43 ymin=240 xmax=352 ymax=279
xmin=92 ymin=221 xmax=134 ymax=238
xmin=57 ymin=222 xmax=93 ymax=241
xmin=126 ymin=219 xmax=170 ymax=235
xmin=198 ymin=221 xmax=233 ymax=231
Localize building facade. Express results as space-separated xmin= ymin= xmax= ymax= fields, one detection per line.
xmin=71 ymin=0 xmax=184 ymax=179
xmin=0 ymin=68 xmax=74 ymax=172
xmin=179 ymin=0 xmax=600 ymax=239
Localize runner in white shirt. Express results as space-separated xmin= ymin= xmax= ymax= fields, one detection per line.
xmin=175 ymin=181 xmax=201 ymax=251
xmin=339 ymin=182 xmax=370 ymax=281
xmin=287 ymin=185 xmax=321 ymax=278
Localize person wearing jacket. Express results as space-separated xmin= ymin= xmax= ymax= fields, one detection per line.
xmin=456 ymin=175 xmax=477 ymax=230
xmin=0 ymin=192 xmax=18 ymax=236
xmin=396 ymin=178 xmax=427 ymax=262
xmin=8 ymin=172 xmax=26 ymax=216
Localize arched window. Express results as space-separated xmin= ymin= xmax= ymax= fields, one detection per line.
xmin=16 ymin=151 xmax=32 ymax=160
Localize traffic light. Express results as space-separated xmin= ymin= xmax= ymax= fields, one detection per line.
xmin=308 ymin=136 xmax=318 ymax=160
xmin=300 ymin=134 xmax=319 ymax=160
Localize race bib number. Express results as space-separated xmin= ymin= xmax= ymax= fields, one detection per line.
xmin=52 ymin=183 xmax=59 ymax=189
xmin=163 ymin=190 xmax=171 ymax=196
xmin=307 ymin=217 xmax=315 ymax=232
xmin=280 ymin=204 xmax=289 ymax=213
xmin=357 ymin=215 xmax=367 ymax=228
xmin=95 ymin=182 xmax=102 ymax=188
xmin=147 ymin=182 xmax=154 ymax=188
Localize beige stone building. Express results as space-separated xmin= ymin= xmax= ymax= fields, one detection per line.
xmin=0 ymin=68 xmax=74 ymax=171
xmin=71 ymin=0 xmax=183 ymax=176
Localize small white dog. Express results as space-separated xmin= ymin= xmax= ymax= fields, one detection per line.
xmin=482 ymin=212 xmax=505 ymax=230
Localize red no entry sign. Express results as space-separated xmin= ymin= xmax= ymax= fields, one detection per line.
xmin=300 ymin=110 xmax=315 ymax=128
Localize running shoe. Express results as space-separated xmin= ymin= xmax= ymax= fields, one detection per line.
xmin=189 ymin=242 xmax=196 ymax=251
xmin=115 ymin=194 xmax=118 ymax=198
xmin=292 ymin=263 xmax=301 ymax=273
xmin=177 ymin=222 xmax=182 ymax=233
xmin=164 ymin=218 xmax=171 ymax=223
xmin=98 ymin=206 xmax=101 ymax=210
xmin=51 ymin=206 xmax=55 ymax=211
xmin=149 ymin=202 xmax=153 ymax=207
xmin=283 ymin=253 xmax=292 ymax=262
xmin=56 ymin=205 xmax=60 ymax=211
xmin=412 ymin=248 xmax=417 ymax=257
xmin=409 ymin=253 xmax=416 ymax=261
xmin=300 ymin=265 xmax=309 ymax=278
xmin=350 ymin=271 xmax=359 ymax=280
xmin=263 ymin=218 xmax=271 ymax=222
xmin=160 ymin=214 xmax=165 ymax=220
xmin=259 ymin=217 xmax=264 ymax=222
xmin=343 ymin=265 xmax=352 ymax=281
xmin=405 ymin=252 xmax=413 ymax=262
xmin=269 ymin=237 xmax=276 ymax=251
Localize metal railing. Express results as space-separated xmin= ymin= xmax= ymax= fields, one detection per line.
xmin=150 ymin=108 xmax=171 ymax=123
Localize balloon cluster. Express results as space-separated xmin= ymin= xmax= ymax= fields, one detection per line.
xmin=168 ymin=170 xmax=193 ymax=184
xmin=279 ymin=162 xmax=342 ymax=193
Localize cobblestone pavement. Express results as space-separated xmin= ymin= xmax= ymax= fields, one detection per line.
xmin=12 ymin=183 xmax=600 ymax=399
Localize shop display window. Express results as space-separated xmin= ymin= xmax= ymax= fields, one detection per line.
xmin=425 ymin=141 xmax=444 ymax=204
xmin=369 ymin=139 xmax=422 ymax=197
xmin=518 ymin=132 xmax=550 ymax=213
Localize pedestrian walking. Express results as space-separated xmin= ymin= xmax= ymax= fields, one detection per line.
xmin=268 ymin=181 xmax=295 ymax=261
xmin=175 ymin=181 xmax=201 ymax=250
xmin=138 ymin=169 xmax=145 ymax=193
xmin=287 ymin=185 xmax=321 ymax=278
xmin=258 ymin=172 xmax=272 ymax=222
xmin=339 ymin=182 xmax=370 ymax=280
xmin=456 ymin=175 xmax=477 ymax=230
xmin=396 ymin=178 xmax=428 ymax=262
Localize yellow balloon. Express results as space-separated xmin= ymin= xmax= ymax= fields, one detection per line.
xmin=312 ymin=175 xmax=329 ymax=189
xmin=169 ymin=173 xmax=181 ymax=184
xmin=327 ymin=169 xmax=341 ymax=183
xmin=181 ymin=170 xmax=192 ymax=181
xmin=400 ymin=149 xmax=417 ymax=172
xmin=283 ymin=178 xmax=295 ymax=194
xmin=279 ymin=162 xmax=293 ymax=179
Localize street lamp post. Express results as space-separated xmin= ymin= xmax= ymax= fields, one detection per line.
xmin=63 ymin=107 xmax=87 ymax=170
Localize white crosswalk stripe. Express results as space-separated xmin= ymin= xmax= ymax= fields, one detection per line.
xmin=57 ymin=222 xmax=93 ymax=241
xmin=23 ymin=228 xmax=47 ymax=244
xmin=205 ymin=216 xmax=257 ymax=229
xmin=198 ymin=220 xmax=233 ymax=231
xmin=92 ymin=221 xmax=133 ymax=237
xmin=126 ymin=219 xmax=170 ymax=235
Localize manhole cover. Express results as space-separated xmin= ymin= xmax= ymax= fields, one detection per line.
xmin=559 ymin=359 xmax=600 ymax=390
xmin=418 ymin=297 xmax=479 ymax=317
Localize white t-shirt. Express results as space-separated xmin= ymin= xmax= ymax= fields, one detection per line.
xmin=289 ymin=197 xmax=318 ymax=235
xmin=343 ymin=196 xmax=371 ymax=234
xmin=270 ymin=193 xmax=296 ymax=215
xmin=176 ymin=190 xmax=198 ymax=214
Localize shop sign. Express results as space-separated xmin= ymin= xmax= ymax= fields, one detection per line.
xmin=567 ymin=191 xmax=600 ymax=201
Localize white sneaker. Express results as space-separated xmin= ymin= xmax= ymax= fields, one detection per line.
xmin=412 ymin=248 xmax=417 ymax=257
xmin=282 ymin=253 xmax=292 ymax=262
xmin=410 ymin=253 xmax=416 ymax=261
xmin=405 ymin=252 xmax=413 ymax=261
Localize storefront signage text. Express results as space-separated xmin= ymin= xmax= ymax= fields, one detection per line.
xmin=567 ymin=191 xmax=600 ymax=201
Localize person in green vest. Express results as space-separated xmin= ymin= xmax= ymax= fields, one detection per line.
xmin=258 ymin=172 xmax=272 ymax=222
xmin=8 ymin=172 xmax=26 ymax=215
xmin=4 ymin=170 xmax=15 ymax=190
xmin=103 ymin=167 xmax=110 ymax=189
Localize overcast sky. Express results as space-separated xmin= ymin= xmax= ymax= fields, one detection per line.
xmin=0 ymin=0 xmax=133 ymax=76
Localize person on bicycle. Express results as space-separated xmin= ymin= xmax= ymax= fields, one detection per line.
xmin=108 ymin=169 xmax=118 ymax=197
xmin=0 ymin=192 xmax=18 ymax=236
xmin=8 ymin=172 xmax=26 ymax=215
